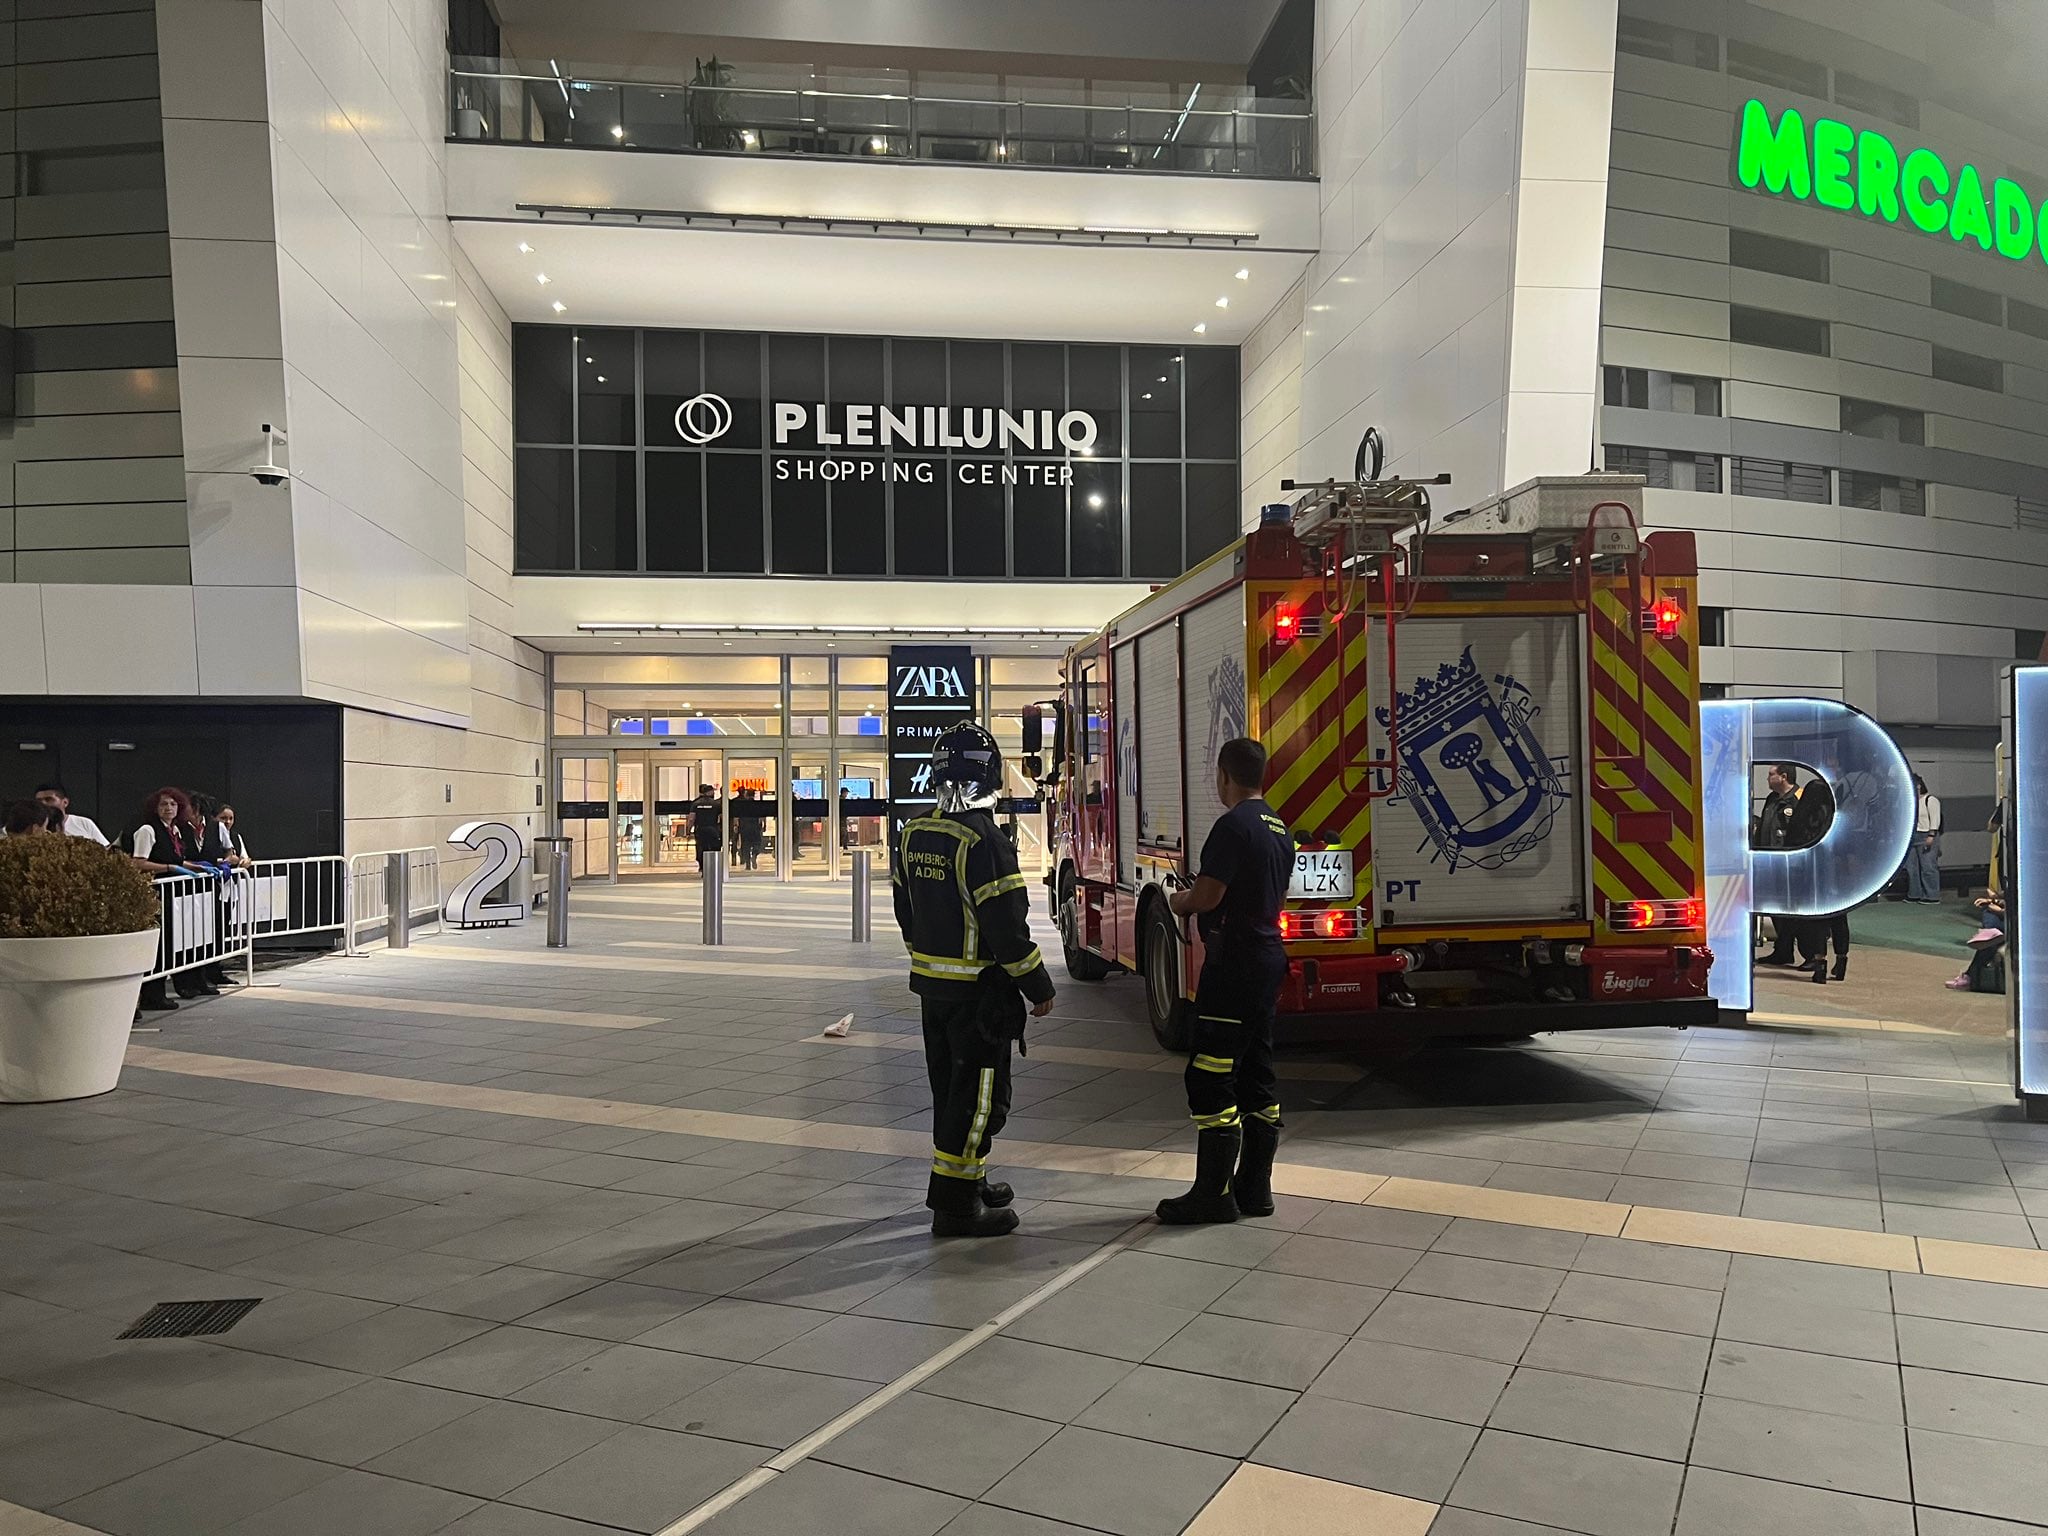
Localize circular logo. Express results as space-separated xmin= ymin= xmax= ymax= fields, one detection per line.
xmin=673 ymin=392 xmax=733 ymax=445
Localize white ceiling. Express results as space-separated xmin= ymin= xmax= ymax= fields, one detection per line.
xmin=455 ymin=216 xmax=1309 ymax=343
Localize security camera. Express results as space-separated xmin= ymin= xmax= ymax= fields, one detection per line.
xmin=251 ymin=422 xmax=291 ymax=486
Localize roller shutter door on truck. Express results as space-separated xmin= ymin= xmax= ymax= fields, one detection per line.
xmin=1181 ymin=589 xmax=1249 ymax=861
xmin=1369 ymin=615 xmax=1585 ymax=923
xmin=1114 ymin=640 xmax=1138 ymax=885
xmin=1136 ymin=622 xmax=1183 ymax=854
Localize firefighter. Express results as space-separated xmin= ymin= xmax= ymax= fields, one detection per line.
xmin=893 ymin=721 xmax=1056 ymax=1238
xmin=1160 ymin=737 xmax=1295 ymax=1225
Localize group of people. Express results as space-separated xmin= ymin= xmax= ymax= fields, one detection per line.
xmin=1752 ymin=762 xmax=1851 ymax=984
xmin=687 ymin=785 xmax=768 ymax=871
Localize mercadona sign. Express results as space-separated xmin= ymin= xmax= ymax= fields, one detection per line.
xmin=1734 ymin=97 xmax=2046 ymax=269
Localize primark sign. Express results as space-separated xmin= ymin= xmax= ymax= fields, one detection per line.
xmin=674 ymin=394 xmax=1098 ymax=484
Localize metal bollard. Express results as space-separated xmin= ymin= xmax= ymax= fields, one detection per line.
xmin=385 ymin=852 xmax=410 ymax=950
xmin=702 ymin=853 xmax=725 ymax=946
xmin=851 ymin=849 xmax=872 ymax=943
xmin=534 ymin=837 xmax=571 ymax=947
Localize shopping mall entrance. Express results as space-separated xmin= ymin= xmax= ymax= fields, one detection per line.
xmin=546 ymin=651 xmax=1053 ymax=882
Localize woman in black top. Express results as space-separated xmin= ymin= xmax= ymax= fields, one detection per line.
xmin=130 ymin=788 xmax=217 ymax=1003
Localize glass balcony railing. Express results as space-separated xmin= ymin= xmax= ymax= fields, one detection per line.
xmin=448 ymin=59 xmax=1315 ymax=179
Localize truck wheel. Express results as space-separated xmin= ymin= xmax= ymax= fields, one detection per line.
xmin=1058 ymin=869 xmax=1113 ymax=982
xmin=1144 ymin=902 xmax=1191 ymax=1053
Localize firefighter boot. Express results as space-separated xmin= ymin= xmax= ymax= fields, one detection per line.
xmin=978 ymin=1179 xmax=1015 ymax=1208
xmin=1234 ymin=1119 xmax=1280 ymax=1218
xmin=928 ymin=1174 xmax=1019 ymax=1238
xmin=1155 ymin=1127 xmax=1242 ymax=1225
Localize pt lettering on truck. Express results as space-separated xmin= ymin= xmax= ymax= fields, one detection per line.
xmin=1383 ymin=878 xmax=1420 ymax=902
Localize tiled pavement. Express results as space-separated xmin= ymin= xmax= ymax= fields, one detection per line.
xmin=1 ymin=881 xmax=2045 ymax=1535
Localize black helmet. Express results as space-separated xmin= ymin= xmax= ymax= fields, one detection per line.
xmin=930 ymin=720 xmax=1003 ymax=805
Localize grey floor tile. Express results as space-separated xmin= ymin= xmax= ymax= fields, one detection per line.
xmin=1914 ymin=1511 xmax=2048 ymax=1536
xmin=1127 ymin=1220 xmax=1291 ymax=1268
xmin=1447 ymin=1429 xmax=1683 ymax=1536
xmin=919 ymin=1337 xmax=1133 ymax=1422
xmin=649 ymin=1363 xmax=874 ymax=1447
xmin=1355 ymin=1292 xmax=1540 ymax=1365
xmin=1908 ymin=1425 xmax=2048 ymax=1524
xmin=1889 ymin=1273 xmax=2048 ymax=1333
xmin=1881 ymin=1205 xmax=2039 ymax=1246
xmin=1724 ymin=1255 xmax=1894 ymax=1312
xmin=1307 ymin=1336 xmax=1511 ymax=1424
xmin=634 ymin=1298 xmax=835 ymax=1363
xmin=1432 ymin=1218 xmax=1586 ymax=1270
xmin=1257 ymin=1232 xmax=1425 ymax=1288
xmin=237 ymin=1377 xmax=487 ymax=1465
xmin=1427 ymin=1512 xmax=1591 ymax=1536
xmin=1070 ymin=1251 xmax=1241 ymax=1312
xmin=517 ymin=1280 xmax=713 ymax=1342
xmin=1204 ymin=1268 xmax=1384 ymax=1335
xmin=1897 ymin=1315 xmax=2048 ymax=1384
xmin=1672 ymin=1466 xmax=1913 ymax=1536
xmin=393 ymin=1325 xmax=611 ymax=1397
xmin=1569 ymin=1235 xmax=1731 ymax=1291
xmin=54 ymin=1441 xmax=343 ymax=1536
xmin=1904 ymin=1366 xmax=2048 ymax=1446
xmin=1398 ymin=1252 xmax=1565 ymax=1312
xmin=413 ymin=1265 xmax=599 ymax=1322
xmin=0 ymin=1387 xmax=213 ymax=1508
xmin=1689 ymin=1396 xmax=1910 ymax=1500
xmin=285 ymin=1305 xmax=496 ymax=1373
xmin=758 ymin=1314 xmax=960 ymax=1382
xmin=983 ymin=1425 xmax=1233 ymax=1536
xmin=1146 ymin=1312 xmax=1346 ymax=1390
xmin=937 ymin=1506 xmax=1103 ymax=1536
xmin=1002 ymin=1290 xmax=1198 ymax=1363
xmin=513 ymin=1342 xmax=738 ymax=1421
xmin=820 ymin=1391 xmax=1058 ymax=1497
xmin=694 ymin=1461 xmax=963 ymax=1536
xmin=1549 ymin=1270 xmax=1722 ymax=1337
xmin=217 ymin=1468 xmax=480 ymax=1535
xmin=1300 ymin=1204 xmax=1452 ymax=1249
xmin=1740 ymin=1190 xmax=1886 ymax=1232
xmin=1252 ymin=1395 xmax=1479 ymax=1501
xmin=1715 ymin=1292 xmax=1898 ymax=1364
xmin=506 ymin=1425 xmax=764 ymax=1533
xmin=1705 ymin=1341 xmax=1903 ymax=1424
xmin=43 ymin=1339 xmax=363 ymax=1437
xmin=365 ymin=1399 xmax=620 ymax=1498
xmin=1073 ymin=1363 xmax=1293 ymax=1456
xmin=1489 ymin=1366 xmax=1698 ymax=1461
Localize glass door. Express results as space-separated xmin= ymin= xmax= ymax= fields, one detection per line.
xmin=789 ymin=751 xmax=831 ymax=877
xmin=615 ymin=755 xmax=648 ymax=871
xmin=836 ymin=752 xmax=887 ymax=877
xmin=552 ymin=752 xmax=615 ymax=881
xmin=725 ymin=754 xmax=781 ymax=878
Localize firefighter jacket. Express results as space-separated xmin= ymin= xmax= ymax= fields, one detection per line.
xmin=893 ymin=808 xmax=1056 ymax=1006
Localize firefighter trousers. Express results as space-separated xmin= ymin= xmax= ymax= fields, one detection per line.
xmin=1184 ymin=949 xmax=1286 ymax=1133
xmin=923 ymin=995 xmax=1012 ymax=1208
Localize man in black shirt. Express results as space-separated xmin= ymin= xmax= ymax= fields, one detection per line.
xmin=1159 ymin=737 xmax=1295 ymax=1225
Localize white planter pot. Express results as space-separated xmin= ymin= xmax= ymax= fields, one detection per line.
xmin=0 ymin=929 xmax=161 ymax=1103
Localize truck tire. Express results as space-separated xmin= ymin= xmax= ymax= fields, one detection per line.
xmin=1143 ymin=900 xmax=1191 ymax=1053
xmin=1058 ymin=868 xmax=1113 ymax=982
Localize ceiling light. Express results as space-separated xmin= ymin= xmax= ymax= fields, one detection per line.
xmin=740 ymin=130 xmax=757 ymax=146
xmin=536 ymin=274 xmax=551 ymax=286
xmin=1192 ymin=323 xmax=1207 ymax=334
xmin=610 ymin=125 xmax=624 ymax=139
xmin=1087 ymin=492 xmax=1105 ymax=509
xmin=869 ymin=136 xmax=887 ymax=152
xmin=1083 ymin=225 xmax=1169 ymax=235
xmin=1141 ymin=392 xmax=1152 ymax=400
xmin=551 ymin=300 xmax=566 ymax=312
xmin=517 ymin=241 xmax=533 ymax=254
xmin=1235 ymin=267 xmax=1249 ymax=280
xmin=1173 ymin=354 xmax=1183 ymax=362
xmin=584 ymin=355 xmax=593 ymax=363
xmin=596 ymin=375 xmax=606 ymax=383
xmin=1156 ymin=376 xmax=1167 ymax=384
xmin=612 ymin=640 xmax=622 ymax=646
xmin=1215 ymin=296 xmax=1229 ymax=308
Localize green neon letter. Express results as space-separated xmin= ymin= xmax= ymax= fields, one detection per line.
xmin=2039 ymin=201 xmax=2048 ymax=269
xmin=1993 ymin=178 xmax=2035 ymax=262
xmin=1812 ymin=119 xmax=1855 ymax=210
xmin=1950 ymin=164 xmax=1993 ymax=249
xmin=1903 ymin=147 xmax=1950 ymax=233
xmin=1736 ymin=99 xmax=1810 ymax=198
xmin=1856 ymin=129 xmax=1900 ymax=221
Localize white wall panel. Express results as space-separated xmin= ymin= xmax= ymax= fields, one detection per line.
xmin=42 ymin=585 xmax=199 ymax=693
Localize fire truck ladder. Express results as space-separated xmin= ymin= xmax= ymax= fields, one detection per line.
xmin=1281 ymin=428 xmax=1447 ymax=802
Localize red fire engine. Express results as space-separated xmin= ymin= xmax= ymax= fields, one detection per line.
xmin=1030 ymin=436 xmax=1715 ymax=1049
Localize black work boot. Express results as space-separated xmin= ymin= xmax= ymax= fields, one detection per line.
xmin=1156 ymin=1127 xmax=1242 ymax=1225
xmin=1234 ymin=1119 xmax=1280 ymax=1218
xmin=927 ymin=1173 xmax=1018 ymax=1238
xmin=978 ymin=1178 xmax=1015 ymax=1208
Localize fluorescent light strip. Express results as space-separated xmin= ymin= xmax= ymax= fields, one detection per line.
xmin=512 ymin=204 xmax=1257 ymax=247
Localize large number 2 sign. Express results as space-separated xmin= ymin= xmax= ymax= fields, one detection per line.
xmin=444 ymin=822 xmax=528 ymax=929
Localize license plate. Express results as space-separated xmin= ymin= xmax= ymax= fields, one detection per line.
xmin=1288 ymin=849 xmax=1353 ymax=900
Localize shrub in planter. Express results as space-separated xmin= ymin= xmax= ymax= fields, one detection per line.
xmin=0 ymin=836 xmax=161 ymax=1102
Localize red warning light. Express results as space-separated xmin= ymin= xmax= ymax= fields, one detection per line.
xmin=1645 ymin=595 xmax=1684 ymax=639
xmin=1680 ymin=898 xmax=1705 ymax=928
xmin=1316 ymin=910 xmax=1353 ymax=939
xmin=1278 ymin=912 xmax=1302 ymax=940
xmin=1274 ymin=604 xmax=1301 ymax=645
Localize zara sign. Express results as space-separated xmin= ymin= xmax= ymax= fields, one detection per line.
xmin=888 ymin=644 xmax=975 ymax=844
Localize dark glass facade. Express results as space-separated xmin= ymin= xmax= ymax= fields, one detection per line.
xmin=511 ymin=326 xmax=1242 ymax=581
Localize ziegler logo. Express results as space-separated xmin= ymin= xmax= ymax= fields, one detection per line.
xmin=894 ymin=665 xmax=969 ymax=701
xmin=1600 ymin=971 xmax=1653 ymax=994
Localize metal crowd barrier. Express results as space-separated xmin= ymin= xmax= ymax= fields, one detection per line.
xmin=142 ymin=869 xmax=258 ymax=987
xmin=344 ymin=846 xmax=444 ymax=955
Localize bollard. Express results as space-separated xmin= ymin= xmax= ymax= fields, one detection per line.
xmin=385 ymin=851 xmax=411 ymax=950
xmin=702 ymin=853 xmax=725 ymax=946
xmin=534 ymin=837 xmax=571 ymax=947
xmin=851 ymin=849 xmax=872 ymax=943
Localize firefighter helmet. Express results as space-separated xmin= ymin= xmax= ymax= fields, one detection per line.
xmin=930 ymin=721 xmax=1003 ymax=811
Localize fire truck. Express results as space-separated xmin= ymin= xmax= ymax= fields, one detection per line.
xmin=1030 ymin=435 xmax=1716 ymax=1050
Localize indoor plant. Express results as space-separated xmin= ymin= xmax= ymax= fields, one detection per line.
xmin=0 ymin=835 xmax=161 ymax=1102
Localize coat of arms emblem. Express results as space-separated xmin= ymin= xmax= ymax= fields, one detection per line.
xmin=1375 ymin=646 xmax=1569 ymax=872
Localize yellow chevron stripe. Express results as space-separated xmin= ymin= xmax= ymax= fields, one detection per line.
xmin=1269 ymin=716 xmax=1340 ymax=807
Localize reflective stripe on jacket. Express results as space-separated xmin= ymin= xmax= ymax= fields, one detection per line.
xmin=891 ymin=808 xmax=1055 ymax=1004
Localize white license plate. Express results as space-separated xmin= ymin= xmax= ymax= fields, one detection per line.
xmin=1288 ymin=849 xmax=1353 ymax=900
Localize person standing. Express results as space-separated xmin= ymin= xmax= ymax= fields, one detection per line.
xmin=1786 ymin=773 xmax=1838 ymax=985
xmin=1754 ymin=763 xmax=1801 ymax=965
xmin=34 ymin=782 xmax=108 ymax=845
xmin=892 ymin=721 xmax=1054 ymax=1238
xmin=129 ymin=788 xmax=214 ymax=1010
xmin=691 ymin=784 xmax=721 ymax=872
xmin=1159 ymin=737 xmax=1295 ymax=1225
xmin=1906 ymin=774 xmax=1943 ymax=902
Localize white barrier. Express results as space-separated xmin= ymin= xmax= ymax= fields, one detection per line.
xmin=345 ymin=846 xmax=444 ymax=955
xmin=143 ymin=870 xmax=256 ymax=986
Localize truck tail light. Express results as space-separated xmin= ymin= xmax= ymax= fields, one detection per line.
xmin=1281 ymin=908 xmax=1359 ymax=942
xmin=1608 ymin=898 xmax=1704 ymax=931
xmin=1273 ymin=603 xmax=1301 ymax=645
xmin=1642 ymin=594 xmax=1684 ymax=639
